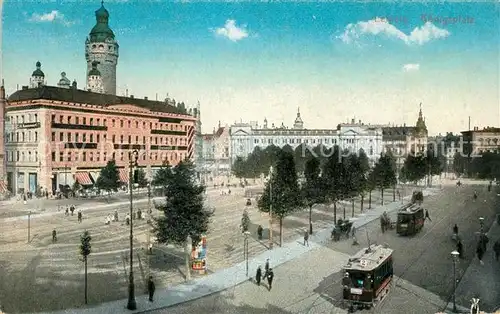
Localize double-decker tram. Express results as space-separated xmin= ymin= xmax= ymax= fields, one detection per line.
xmin=396 ymin=204 xmax=425 ymax=236
xmin=342 ymin=244 xmax=394 ymax=311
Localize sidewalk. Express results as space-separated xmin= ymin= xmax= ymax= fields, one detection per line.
xmin=446 ymin=214 xmax=500 ymax=313
xmin=39 ymin=187 xmax=440 ymax=314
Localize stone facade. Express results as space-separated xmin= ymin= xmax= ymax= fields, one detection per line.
xmin=230 ymin=111 xmax=383 ymax=165
xmin=85 ymin=3 xmax=119 ymax=95
xmin=0 ymin=83 xmax=7 ymax=196
xmin=461 ymin=126 xmax=500 ymax=157
xmin=5 ymin=86 xmax=196 ymax=195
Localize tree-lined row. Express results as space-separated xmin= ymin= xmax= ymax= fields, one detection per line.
xmin=255 ymin=146 xmax=398 ymax=242
xmin=399 ymin=149 xmax=444 ymax=185
xmin=453 ymin=152 xmax=500 ymax=180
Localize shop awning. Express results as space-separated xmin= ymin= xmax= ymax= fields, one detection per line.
xmin=0 ymin=181 xmax=7 ymax=193
xmin=75 ymin=172 xmax=93 ymax=186
xmin=118 ymin=168 xmax=129 ymax=183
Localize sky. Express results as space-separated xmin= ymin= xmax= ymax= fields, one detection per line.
xmin=1 ymin=0 xmax=499 ymax=135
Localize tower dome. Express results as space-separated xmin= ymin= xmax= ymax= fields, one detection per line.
xmin=293 ymin=107 xmax=304 ymax=129
xmin=57 ymin=72 xmax=71 ymax=89
xmin=32 ymin=61 xmax=45 ymax=77
xmin=89 ymin=1 xmax=115 ymax=43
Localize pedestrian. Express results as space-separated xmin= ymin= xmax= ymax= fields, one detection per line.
xmin=65 ymin=207 xmax=69 ymax=216
xmin=52 ymin=229 xmax=57 ymax=243
xmin=425 ymin=209 xmax=431 ymax=222
xmin=453 ymin=224 xmax=458 ymax=235
xmin=457 ymin=239 xmax=463 ymax=259
xmin=257 ymin=225 xmax=263 ymax=240
xmin=255 ymin=266 xmax=262 ymax=286
xmin=303 ymin=230 xmax=309 ymax=246
xmin=264 ymin=259 xmax=270 ymax=278
xmin=70 ymin=205 xmax=75 ymax=216
xmin=267 ymin=268 xmax=274 ymax=291
xmin=476 ymin=244 xmax=485 ymax=265
xmin=77 ymin=210 xmax=82 ymax=223
xmin=493 ymin=240 xmax=500 ymax=261
xmin=147 ymin=275 xmax=155 ymax=302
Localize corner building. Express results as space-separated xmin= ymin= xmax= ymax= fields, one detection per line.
xmin=5 ymin=86 xmax=196 ymax=195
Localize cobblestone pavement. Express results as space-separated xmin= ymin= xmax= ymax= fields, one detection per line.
xmin=0 ymin=181 xmax=417 ymax=313
xmin=147 ymin=246 xmax=446 ymax=314
xmin=323 ymin=184 xmax=500 ymax=312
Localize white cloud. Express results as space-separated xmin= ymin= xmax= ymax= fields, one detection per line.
xmin=338 ymin=17 xmax=450 ymax=45
xmin=29 ymin=10 xmax=73 ymax=26
xmin=213 ymin=20 xmax=249 ymax=42
xmin=403 ymin=63 xmax=420 ymax=72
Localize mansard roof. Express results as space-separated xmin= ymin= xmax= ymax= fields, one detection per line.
xmin=382 ymin=126 xmax=417 ymax=140
xmin=8 ymin=85 xmax=189 ymax=115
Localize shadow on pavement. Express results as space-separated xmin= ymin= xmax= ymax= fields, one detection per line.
xmin=313 ymin=269 xmax=347 ymax=311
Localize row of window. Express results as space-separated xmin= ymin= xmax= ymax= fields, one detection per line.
xmin=50 ymin=151 xmax=186 ymax=163
xmin=6 ymin=114 xmax=38 ymax=124
xmin=50 ymin=132 xmax=188 ymax=146
xmin=51 ymin=114 xmax=187 ymax=131
xmin=5 ymin=151 xmax=38 ymax=162
xmin=5 ymin=131 xmax=38 ymax=143
xmin=250 ymin=138 xmax=374 ymax=145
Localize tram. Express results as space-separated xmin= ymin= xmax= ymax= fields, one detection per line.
xmin=396 ymin=204 xmax=425 ymax=236
xmin=342 ymin=244 xmax=394 ymax=311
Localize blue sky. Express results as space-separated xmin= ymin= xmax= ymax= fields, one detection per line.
xmin=2 ymin=1 xmax=499 ymax=134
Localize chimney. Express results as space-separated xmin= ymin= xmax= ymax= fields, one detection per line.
xmin=351 ymin=118 xmax=355 ymax=124
xmin=72 ymin=80 xmax=77 ymax=89
xmin=359 ymin=120 xmax=361 ymax=124
xmin=130 ymin=95 xmax=134 ymax=99
xmin=144 ymin=96 xmax=148 ymax=100
xmin=126 ymin=89 xmax=129 ymax=97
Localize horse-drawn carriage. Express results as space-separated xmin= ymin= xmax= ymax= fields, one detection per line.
xmin=332 ymin=219 xmax=354 ymax=241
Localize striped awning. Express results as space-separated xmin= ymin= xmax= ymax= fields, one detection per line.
xmin=75 ymin=172 xmax=93 ymax=186
xmin=118 ymin=169 xmax=129 ymax=183
xmin=0 ymin=181 xmax=7 ymax=194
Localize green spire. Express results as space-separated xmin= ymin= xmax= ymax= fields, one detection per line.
xmin=89 ymin=1 xmax=115 ymax=43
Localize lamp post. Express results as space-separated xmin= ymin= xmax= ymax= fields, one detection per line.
xmin=27 ymin=210 xmax=32 ymax=243
xmin=479 ymin=217 xmax=484 ymax=234
xmin=243 ymin=231 xmax=250 ymax=277
xmin=127 ymin=149 xmax=139 ymax=310
xmin=268 ymin=166 xmax=273 ymax=249
xmin=451 ymin=250 xmax=459 ymax=312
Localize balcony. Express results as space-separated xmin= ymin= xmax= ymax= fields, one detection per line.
xmin=64 ymin=143 xmax=98 ymax=149
xmin=51 ymin=122 xmax=107 ymax=131
xmin=113 ymin=144 xmax=145 ymax=150
xmin=151 ymin=129 xmax=186 ymax=136
xmin=150 ymin=145 xmax=188 ymax=151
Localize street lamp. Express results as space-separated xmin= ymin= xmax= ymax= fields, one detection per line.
xmin=243 ymin=231 xmax=250 ymax=277
xmin=479 ymin=217 xmax=484 ymax=233
xmin=268 ymin=166 xmax=273 ymax=249
xmin=126 ymin=149 xmax=139 ymax=310
xmin=451 ymin=250 xmax=459 ymax=312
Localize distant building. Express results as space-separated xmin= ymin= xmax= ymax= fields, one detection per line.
xmin=381 ymin=106 xmax=428 ymax=170
xmin=230 ymin=108 xmax=383 ymax=166
xmin=429 ymin=133 xmax=462 ymax=174
xmin=0 ymin=83 xmax=7 ymax=197
xmin=202 ymin=122 xmax=231 ymax=176
xmin=461 ymin=126 xmax=500 ymax=158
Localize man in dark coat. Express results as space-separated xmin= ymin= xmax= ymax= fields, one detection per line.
xmin=456 ymin=240 xmax=463 ymax=259
xmin=493 ymin=240 xmax=500 ymax=261
xmin=147 ymin=275 xmax=155 ymax=302
xmin=255 ymin=266 xmax=262 ymax=286
xmin=303 ymin=231 xmax=309 ymax=246
xmin=476 ymin=244 xmax=485 ymax=265
xmin=257 ymin=225 xmax=263 ymax=240
xmin=267 ymin=268 xmax=274 ymax=291
xmin=264 ymin=259 xmax=270 ymax=278
xmin=52 ymin=229 xmax=57 ymax=243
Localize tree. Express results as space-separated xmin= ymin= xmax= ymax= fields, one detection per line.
xmin=153 ymin=160 xmax=213 ymax=281
xmin=95 ymin=159 xmax=120 ymax=198
xmin=152 ymin=162 xmax=173 ymax=196
xmin=453 ymin=152 xmax=466 ymax=176
xmin=241 ymin=209 xmax=250 ymax=233
xmin=302 ymin=156 xmax=325 ymax=234
xmin=232 ymin=157 xmax=247 ymax=179
xmin=372 ymin=153 xmax=397 ymax=205
xmin=322 ymin=146 xmax=343 ymax=224
xmin=366 ymin=169 xmax=376 ymax=209
xmin=135 ymin=168 xmax=149 ymax=188
xmin=401 ymin=153 xmax=426 ymax=184
xmin=425 ymin=148 xmax=443 ymax=186
xmin=79 ymin=230 xmax=92 ymax=305
xmin=357 ymin=149 xmax=370 ymax=212
xmin=346 ymin=154 xmax=367 ymax=217
xmin=258 ymin=150 xmax=301 ymax=247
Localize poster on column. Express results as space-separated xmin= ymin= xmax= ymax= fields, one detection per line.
xmin=191 ymin=235 xmax=207 ymax=272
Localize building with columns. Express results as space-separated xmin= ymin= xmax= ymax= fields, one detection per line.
xmin=461 ymin=126 xmax=500 ymax=156
xmin=0 ymin=83 xmax=7 ymax=197
xmin=3 ymin=2 xmax=197 ymax=196
xmin=230 ymin=109 xmax=383 ymax=165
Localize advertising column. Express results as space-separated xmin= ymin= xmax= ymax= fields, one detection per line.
xmin=191 ymin=235 xmax=207 ymax=274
